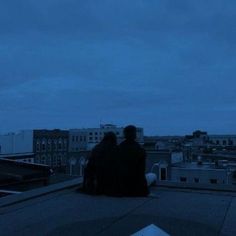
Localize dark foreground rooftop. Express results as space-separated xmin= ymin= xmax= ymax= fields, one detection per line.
xmin=0 ymin=179 xmax=236 ymax=236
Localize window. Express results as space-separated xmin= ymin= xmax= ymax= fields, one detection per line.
xmin=95 ymin=132 xmax=98 ymax=135
xmin=53 ymin=154 xmax=57 ymax=167
xmin=89 ymin=132 xmax=93 ymax=135
xmin=62 ymin=154 xmax=67 ymax=165
xmin=228 ymin=140 xmax=233 ymax=145
xmin=89 ymin=137 xmax=93 ymax=141
xmin=36 ymin=141 xmax=40 ymax=152
xmin=58 ymin=139 xmax=62 ymax=150
xmin=160 ymin=168 xmax=167 ymax=181
xmin=35 ymin=154 xmax=40 ymax=163
xmin=180 ymin=177 xmax=187 ymax=182
xmin=223 ymin=140 xmax=227 ymax=146
xmin=63 ymin=139 xmax=67 ymax=150
xmin=42 ymin=140 xmax=46 ymax=152
xmin=216 ymin=140 xmax=219 ymax=145
xmin=194 ymin=178 xmax=199 ymax=183
xmin=76 ymin=136 xmax=79 ymax=142
xmin=210 ymin=179 xmax=217 ymax=184
xmin=53 ymin=140 xmax=57 ymax=151
xmin=57 ymin=154 xmax=62 ymax=166
xmin=48 ymin=155 xmax=52 ymax=165
xmin=48 ymin=139 xmax=51 ymax=151
xmin=41 ymin=155 xmax=46 ymax=164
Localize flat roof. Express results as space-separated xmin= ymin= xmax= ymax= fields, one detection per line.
xmin=0 ymin=153 xmax=34 ymax=158
xmin=0 ymin=184 xmax=235 ymax=235
xmin=172 ymin=162 xmax=227 ymax=170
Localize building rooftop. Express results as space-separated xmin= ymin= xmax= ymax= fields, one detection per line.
xmin=0 ymin=179 xmax=236 ymax=235
xmin=172 ymin=162 xmax=229 ymax=170
xmin=0 ymin=158 xmax=51 ymax=191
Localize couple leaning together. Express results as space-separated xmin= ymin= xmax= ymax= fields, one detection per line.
xmin=82 ymin=125 xmax=156 ymax=197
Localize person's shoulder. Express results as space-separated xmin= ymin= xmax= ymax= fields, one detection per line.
xmin=133 ymin=141 xmax=143 ymax=149
xmin=118 ymin=140 xmax=127 ymax=148
xmin=134 ymin=142 xmax=146 ymax=153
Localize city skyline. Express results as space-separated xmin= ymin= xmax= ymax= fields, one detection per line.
xmin=1 ymin=1 xmax=236 ymax=135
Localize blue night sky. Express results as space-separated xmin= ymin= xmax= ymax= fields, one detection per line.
xmin=0 ymin=0 xmax=236 ymax=135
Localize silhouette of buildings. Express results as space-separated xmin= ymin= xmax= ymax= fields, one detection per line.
xmin=69 ymin=124 xmax=144 ymax=152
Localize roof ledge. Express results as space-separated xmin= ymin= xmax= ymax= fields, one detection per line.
xmin=0 ymin=177 xmax=82 ymax=208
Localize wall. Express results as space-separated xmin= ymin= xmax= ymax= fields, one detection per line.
xmin=0 ymin=130 xmax=33 ymax=154
xmin=171 ymin=167 xmax=229 ymax=184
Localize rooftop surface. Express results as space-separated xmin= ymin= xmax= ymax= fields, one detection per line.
xmin=0 ymin=180 xmax=236 ymax=236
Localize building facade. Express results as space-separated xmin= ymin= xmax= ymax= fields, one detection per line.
xmin=0 ymin=129 xmax=69 ymax=168
xmin=208 ymin=135 xmax=236 ymax=146
xmin=0 ymin=130 xmax=33 ymax=155
xmin=33 ymin=130 xmax=69 ymax=168
xmin=69 ymin=124 xmax=144 ymax=152
xmin=170 ymin=162 xmax=235 ymax=185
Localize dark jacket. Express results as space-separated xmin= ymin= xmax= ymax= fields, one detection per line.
xmin=83 ymin=141 xmax=120 ymax=195
xmin=118 ymin=140 xmax=149 ymax=197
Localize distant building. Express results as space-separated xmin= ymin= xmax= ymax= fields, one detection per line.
xmin=69 ymin=124 xmax=144 ymax=152
xmin=0 ymin=129 xmax=69 ymax=168
xmin=0 ymin=158 xmax=52 ymax=191
xmin=170 ymin=161 xmax=236 ymax=185
xmin=143 ymin=136 xmax=183 ymax=152
xmin=0 ymin=153 xmax=35 ymax=164
xmin=148 ymin=151 xmax=184 ymax=181
xmin=0 ymin=130 xmax=33 ymax=155
xmin=208 ymin=135 xmax=236 ymax=146
xmin=33 ymin=130 xmax=69 ymax=168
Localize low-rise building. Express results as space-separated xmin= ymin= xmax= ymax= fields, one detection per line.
xmin=0 ymin=130 xmax=33 ymax=154
xmin=0 ymin=129 xmax=69 ymax=168
xmin=69 ymin=124 xmax=144 ymax=152
xmin=208 ymin=135 xmax=236 ymax=146
xmin=33 ymin=129 xmax=69 ymax=168
xmin=167 ymin=159 xmax=236 ymax=186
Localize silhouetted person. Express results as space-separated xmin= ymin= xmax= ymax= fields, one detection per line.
xmin=118 ymin=125 xmax=149 ymax=197
xmin=83 ymin=132 xmax=119 ymax=195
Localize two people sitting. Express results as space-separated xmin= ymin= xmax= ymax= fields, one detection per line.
xmin=83 ymin=125 xmax=155 ymax=197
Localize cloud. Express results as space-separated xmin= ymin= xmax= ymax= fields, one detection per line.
xmin=0 ymin=0 xmax=236 ymax=134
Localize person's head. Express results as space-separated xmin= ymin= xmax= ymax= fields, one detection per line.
xmin=102 ymin=132 xmax=117 ymax=145
xmin=123 ymin=125 xmax=137 ymax=141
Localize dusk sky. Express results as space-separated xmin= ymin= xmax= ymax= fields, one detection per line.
xmin=0 ymin=0 xmax=236 ymax=135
